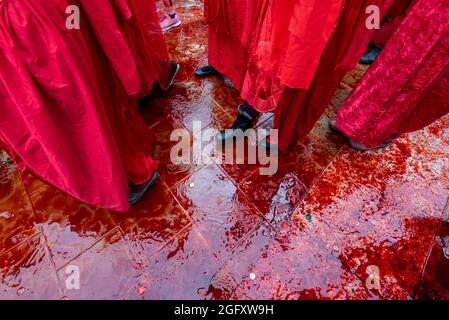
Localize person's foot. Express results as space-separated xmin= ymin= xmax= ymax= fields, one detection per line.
xmin=360 ymin=47 xmax=382 ymax=65
xmin=194 ymin=65 xmax=217 ymax=78
xmin=160 ymin=13 xmax=181 ymax=32
xmin=128 ymin=171 xmax=159 ymax=206
xmin=166 ymin=61 xmax=180 ymax=89
xmin=215 ymin=102 xmax=260 ymax=144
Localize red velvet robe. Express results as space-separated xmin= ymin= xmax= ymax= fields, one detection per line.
xmin=336 ymin=0 xmax=449 ymax=147
xmin=124 ymin=0 xmax=171 ymax=95
xmin=0 ymin=0 xmax=165 ymax=211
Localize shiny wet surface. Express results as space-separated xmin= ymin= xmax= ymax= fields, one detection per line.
xmin=1 ymin=0 xmax=448 ymax=299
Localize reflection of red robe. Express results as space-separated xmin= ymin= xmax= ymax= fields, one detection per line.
xmin=272 ymin=0 xmax=394 ymax=151
xmin=0 ymin=0 xmax=164 ymax=211
xmin=336 ymin=0 xmax=449 ymax=147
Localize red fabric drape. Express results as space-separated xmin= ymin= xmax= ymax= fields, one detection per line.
xmin=78 ymin=0 xmax=171 ymax=98
xmin=76 ymin=0 xmax=142 ymax=97
xmin=205 ymin=0 xmax=396 ymax=150
xmin=205 ymin=0 xmax=265 ymax=90
xmin=273 ymin=0 xmax=394 ymax=151
xmin=239 ymin=0 xmax=345 ymax=112
xmin=80 ymin=5 xmax=158 ymax=187
xmin=0 ymin=0 xmax=163 ymax=211
xmin=371 ymin=0 xmax=414 ymax=48
xmin=336 ymin=0 xmax=449 ymax=147
xmin=123 ymin=0 xmax=171 ymax=95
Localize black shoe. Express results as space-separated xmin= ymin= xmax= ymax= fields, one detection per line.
xmin=167 ymin=61 xmax=180 ymax=89
xmin=128 ymin=171 xmax=159 ymax=206
xmin=360 ymin=47 xmax=382 ymax=65
xmin=194 ymin=65 xmax=217 ymax=78
xmin=215 ymin=103 xmax=260 ymax=144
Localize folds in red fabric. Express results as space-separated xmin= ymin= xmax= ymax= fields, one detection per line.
xmin=206 ymin=0 xmax=395 ymax=150
xmin=206 ymin=0 xmax=265 ymax=91
xmin=337 ymin=0 xmax=449 ymax=147
xmin=0 ymin=0 xmax=164 ymax=211
xmin=273 ymin=0 xmax=395 ymax=151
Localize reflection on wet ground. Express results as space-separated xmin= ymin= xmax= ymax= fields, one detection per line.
xmin=1 ymin=0 xmax=448 ymax=299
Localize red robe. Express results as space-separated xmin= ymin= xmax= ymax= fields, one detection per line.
xmin=123 ymin=0 xmax=172 ymax=95
xmin=240 ymin=0 xmax=345 ymax=112
xmin=0 ymin=0 xmax=165 ymax=211
xmin=205 ymin=0 xmax=264 ymax=90
xmin=78 ymin=0 xmax=171 ymax=98
xmin=206 ymin=0 xmax=395 ymax=150
xmin=336 ymin=0 xmax=449 ymax=147
xmin=270 ymin=0 xmax=395 ymax=151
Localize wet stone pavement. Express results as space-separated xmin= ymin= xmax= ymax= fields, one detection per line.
xmin=1 ymin=0 xmax=448 ymax=300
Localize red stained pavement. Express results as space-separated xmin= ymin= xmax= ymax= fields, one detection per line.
xmin=0 ymin=0 xmax=448 ymax=300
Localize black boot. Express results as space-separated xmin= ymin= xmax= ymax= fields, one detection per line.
xmin=215 ymin=102 xmax=260 ymax=144
xmin=360 ymin=47 xmax=382 ymax=65
xmin=194 ymin=65 xmax=217 ymax=78
xmin=128 ymin=171 xmax=159 ymax=206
